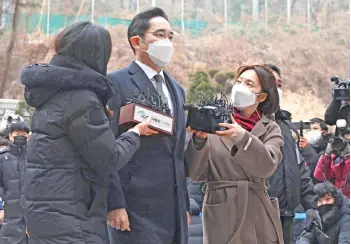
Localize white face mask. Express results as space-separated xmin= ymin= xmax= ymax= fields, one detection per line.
xmin=277 ymin=88 xmax=283 ymax=105
xmin=140 ymin=38 xmax=174 ymax=67
xmin=306 ymin=130 xmax=322 ymax=145
xmin=230 ymin=83 xmax=257 ymax=110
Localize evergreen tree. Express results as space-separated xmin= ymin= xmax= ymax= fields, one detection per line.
xmin=186 ymin=71 xmax=217 ymax=104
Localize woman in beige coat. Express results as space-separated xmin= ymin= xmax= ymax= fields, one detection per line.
xmin=186 ymin=65 xmax=284 ymax=244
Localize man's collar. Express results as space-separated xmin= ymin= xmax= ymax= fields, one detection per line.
xmin=135 ymin=60 xmax=164 ymax=80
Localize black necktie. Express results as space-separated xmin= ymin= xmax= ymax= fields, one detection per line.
xmin=154 ymin=74 xmax=169 ymax=107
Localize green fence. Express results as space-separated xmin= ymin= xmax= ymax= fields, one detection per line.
xmin=4 ymin=12 xmax=209 ymax=35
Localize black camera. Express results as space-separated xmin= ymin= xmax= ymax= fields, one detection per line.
xmin=330 ymin=119 xmax=350 ymax=154
xmin=330 ymin=137 xmax=347 ymax=152
xmin=331 ymin=76 xmax=350 ymax=101
xmin=184 ymin=95 xmax=232 ymax=134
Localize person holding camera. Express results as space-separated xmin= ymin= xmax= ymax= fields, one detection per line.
xmin=186 ymin=65 xmax=284 ymax=244
xmin=313 ymin=135 xmax=350 ymax=198
xmin=297 ymin=182 xmax=350 ymax=244
xmin=324 ymin=77 xmax=349 ymax=129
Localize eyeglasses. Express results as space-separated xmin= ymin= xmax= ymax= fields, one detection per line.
xmin=145 ymin=29 xmax=175 ymax=42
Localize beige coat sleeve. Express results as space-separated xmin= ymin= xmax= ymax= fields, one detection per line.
xmin=185 ymin=136 xmax=210 ymax=182
xmin=231 ymin=123 xmax=283 ymax=178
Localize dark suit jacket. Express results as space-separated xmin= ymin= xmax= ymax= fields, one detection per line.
xmin=107 ymin=61 xmax=189 ymax=244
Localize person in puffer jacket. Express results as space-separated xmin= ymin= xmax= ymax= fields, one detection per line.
xmin=314 ymin=140 xmax=350 ymax=198
xmin=20 ymin=21 xmax=156 ymax=244
xmin=297 ymin=182 xmax=350 ymax=244
xmin=187 ymin=179 xmax=204 ymax=244
xmin=0 ymin=197 xmax=3 ymax=224
xmin=187 ymin=179 xmax=204 ymax=216
xmin=0 ymin=121 xmax=30 ymax=244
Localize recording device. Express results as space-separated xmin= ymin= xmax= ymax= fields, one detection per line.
xmin=126 ymin=89 xmax=172 ymax=116
xmin=184 ymin=94 xmax=233 ymax=134
xmin=331 ymin=76 xmax=350 ymax=101
xmin=292 ymin=121 xmax=311 ymax=137
xmin=0 ymin=113 xmax=24 ymax=138
xmin=302 ymin=221 xmax=330 ymax=244
xmin=330 ymin=119 xmax=349 ymax=153
xmin=119 ymin=89 xmax=174 ymax=135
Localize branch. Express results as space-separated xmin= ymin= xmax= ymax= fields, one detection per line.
xmin=0 ymin=0 xmax=20 ymax=98
xmin=18 ymin=1 xmax=41 ymax=8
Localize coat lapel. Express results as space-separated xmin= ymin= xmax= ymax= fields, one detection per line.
xmin=128 ymin=61 xmax=160 ymax=106
xmin=250 ymin=115 xmax=272 ymax=138
xmin=164 ymin=72 xmax=185 ymax=144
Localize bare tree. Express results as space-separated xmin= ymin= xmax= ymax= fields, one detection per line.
xmin=0 ymin=0 xmax=20 ymax=98
xmin=252 ymin=0 xmax=259 ymax=23
xmin=181 ymin=0 xmax=184 ymax=33
xmin=290 ymin=0 xmax=297 ymax=16
xmin=307 ymin=0 xmax=311 ymax=32
xmin=287 ymin=0 xmax=291 ymax=24
xmin=0 ymin=0 xmax=4 ymax=30
xmin=265 ymin=0 xmax=268 ymax=34
xmin=311 ymin=0 xmax=321 ymax=26
xmin=224 ymin=0 xmax=227 ymax=30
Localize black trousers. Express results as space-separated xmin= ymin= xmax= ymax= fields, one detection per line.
xmin=280 ymin=216 xmax=293 ymax=244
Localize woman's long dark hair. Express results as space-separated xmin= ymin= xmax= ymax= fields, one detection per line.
xmin=54 ymin=21 xmax=112 ymax=75
xmin=233 ymin=65 xmax=279 ymax=115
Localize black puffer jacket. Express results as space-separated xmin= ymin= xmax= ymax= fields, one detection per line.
xmin=188 ymin=215 xmax=203 ymax=244
xmin=187 ymin=179 xmax=204 ymax=215
xmin=0 ymin=143 xmax=27 ymax=244
xmin=20 ymin=55 xmax=140 ymax=244
xmin=297 ymin=196 xmax=350 ymax=244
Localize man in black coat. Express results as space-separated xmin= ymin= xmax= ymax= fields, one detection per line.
xmin=107 ymin=7 xmax=189 ymax=244
xmin=266 ymin=64 xmax=321 ymax=244
xmin=0 ymin=121 xmax=30 ymax=244
xmin=297 ymin=182 xmax=350 ymax=244
xmin=0 ymin=136 xmax=7 ymax=227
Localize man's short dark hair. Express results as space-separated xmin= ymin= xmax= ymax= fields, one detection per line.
xmin=266 ymin=64 xmax=281 ymax=77
xmin=10 ymin=121 xmax=30 ymax=134
xmin=310 ymin=118 xmax=328 ymax=131
xmin=127 ymin=7 xmax=169 ymax=53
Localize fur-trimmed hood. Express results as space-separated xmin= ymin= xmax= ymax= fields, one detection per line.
xmin=21 ymin=55 xmax=114 ymax=108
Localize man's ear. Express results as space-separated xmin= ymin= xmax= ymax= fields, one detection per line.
xmin=130 ymin=36 xmax=141 ymax=51
xmin=9 ymin=133 xmax=13 ymax=142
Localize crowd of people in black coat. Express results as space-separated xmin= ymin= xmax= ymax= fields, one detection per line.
xmin=0 ymin=6 xmax=349 ymax=244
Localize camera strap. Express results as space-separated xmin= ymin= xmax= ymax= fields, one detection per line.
xmin=321 ymin=162 xmax=336 ymax=184
xmin=342 ymin=172 xmax=350 ymax=190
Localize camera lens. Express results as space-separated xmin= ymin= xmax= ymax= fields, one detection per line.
xmin=331 ymin=138 xmax=346 ymax=151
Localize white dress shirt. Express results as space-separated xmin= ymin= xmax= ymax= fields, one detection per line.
xmin=135 ymin=60 xmax=174 ymax=114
